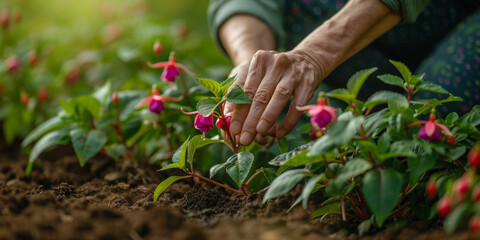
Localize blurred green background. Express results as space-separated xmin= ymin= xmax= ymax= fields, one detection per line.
xmin=0 ymin=0 xmax=232 ymax=144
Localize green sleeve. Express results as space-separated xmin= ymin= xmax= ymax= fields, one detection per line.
xmin=381 ymin=0 xmax=430 ymax=23
xmin=208 ymin=0 xmax=287 ymax=53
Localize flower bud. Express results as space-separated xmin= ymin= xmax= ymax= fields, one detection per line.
xmin=153 ymin=40 xmax=163 ymax=57
xmin=20 ymin=92 xmax=29 ymax=107
xmin=5 ymin=55 xmax=21 ymax=74
xmin=426 ymin=180 xmax=437 ymax=199
xmin=37 ymin=86 xmax=48 ymax=103
xmin=194 ymin=114 xmax=214 ymax=133
xmin=0 ymin=9 xmax=8 ymax=29
xmin=216 ymin=117 xmax=231 ymax=131
xmin=469 ymin=216 xmax=480 ymax=232
xmin=161 ymin=64 xmax=180 ymax=82
xmin=148 ymin=99 xmax=165 ymax=114
xmin=112 ymin=91 xmax=119 ymax=106
xmin=468 ymin=145 xmax=480 ymax=168
xmin=66 ymin=69 xmax=79 ymax=85
xmin=473 ymin=184 xmax=480 ymax=202
xmin=447 ymin=136 xmax=455 ymax=144
xmin=28 ymin=51 xmax=38 ymax=66
xmin=453 ymin=176 xmax=471 ymax=202
xmin=437 ymin=196 xmax=452 ymax=218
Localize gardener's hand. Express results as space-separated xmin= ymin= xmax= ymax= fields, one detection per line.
xmin=224 ymin=50 xmax=324 ymax=146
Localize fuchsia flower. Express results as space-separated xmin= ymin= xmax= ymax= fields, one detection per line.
xmin=136 ymin=89 xmax=182 ymax=114
xmin=182 ymin=108 xmax=217 ymax=139
xmin=216 ymin=117 xmax=231 ymax=131
xmin=410 ymin=114 xmax=453 ymax=142
xmin=296 ymin=98 xmax=337 ymax=128
xmin=194 ymin=114 xmax=215 ymax=132
xmin=148 ymin=54 xmax=193 ymax=83
xmin=5 ymin=55 xmax=21 ymax=74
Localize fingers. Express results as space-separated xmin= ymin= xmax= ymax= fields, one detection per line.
xmin=224 ymin=62 xmax=249 ymax=116
xmin=238 ymin=53 xmax=288 ymax=145
xmin=256 ymin=70 xmax=300 ymax=135
xmin=230 ymin=51 xmax=270 ymax=136
xmin=276 ymin=75 xmax=315 ymax=138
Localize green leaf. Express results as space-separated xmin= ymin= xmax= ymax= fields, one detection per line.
xmin=363 ymin=109 xmax=388 ymax=134
xmin=309 ymin=116 xmax=364 ymax=156
xmin=3 ymin=105 xmax=23 ymax=144
xmin=277 ymin=150 xmax=324 ymax=174
xmin=153 ymin=176 xmax=191 ymax=202
xmin=389 ymin=60 xmax=412 ymax=83
xmin=22 ymin=117 xmax=67 ymax=147
xmin=219 ymin=74 xmax=238 ymax=96
xmin=377 ymin=74 xmax=404 ymax=87
xmin=327 ymin=88 xmax=352 ymax=104
xmin=226 ymin=152 xmax=255 ymax=188
xmin=277 ymin=138 xmax=289 ymax=153
xmin=197 ymin=97 xmax=222 ymax=117
xmin=445 ymin=112 xmax=459 ymax=126
xmin=75 ymin=96 xmax=102 ymax=120
xmin=301 ymin=174 xmax=325 ymax=208
xmin=226 ymin=85 xmax=251 ymax=104
xmin=105 ymin=144 xmax=126 ymax=161
xmin=327 ymin=158 xmax=372 ymax=197
xmin=269 ymin=142 xmax=314 ymax=166
xmin=158 ymin=162 xmax=182 ymax=171
xmin=416 ymin=82 xmax=448 ymax=94
xmin=27 ymin=130 xmax=70 ymax=176
xmin=407 ymin=154 xmax=437 ymax=185
xmin=178 ymin=136 xmax=190 ymax=169
xmin=364 ymin=91 xmax=409 ymax=109
xmin=263 ymin=169 xmax=308 ymax=203
xmin=362 ymin=169 xmax=403 ymax=226
xmin=390 ymin=140 xmax=417 ymax=158
xmin=70 ymin=129 xmax=108 ymax=166
xmin=194 ymin=77 xmax=222 ymax=97
xmin=346 ymin=67 xmax=377 ymax=98
xmin=187 ymin=135 xmax=202 ymax=165
xmin=262 ymin=168 xmax=277 ymax=184
xmin=93 ymin=81 xmax=112 ymax=104
xmin=210 ymin=154 xmax=237 ymax=178
xmin=444 ymin=204 xmax=470 ymax=234
xmin=172 ymin=138 xmax=189 ymax=164
xmin=60 ymin=100 xmax=76 ymax=115
xmin=310 ymin=203 xmax=340 ymax=219
xmin=461 ymin=110 xmax=480 ymax=126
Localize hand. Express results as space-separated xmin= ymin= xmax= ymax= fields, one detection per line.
xmin=224 ymin=50 xmax=324 ymax=146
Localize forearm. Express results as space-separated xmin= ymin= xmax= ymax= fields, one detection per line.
xmin=219 ymin=14 xmax=276 ymax=66
xmin=294 ymin=0 xmax=401 ymax=77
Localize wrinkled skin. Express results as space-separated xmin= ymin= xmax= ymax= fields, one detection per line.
xmin=224 ymin=50 xmax=323 ymax=146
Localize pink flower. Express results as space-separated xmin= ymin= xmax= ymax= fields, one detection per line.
xmin=148 ymin=54 xmax=193 ymax=83
xmin=5 ymin=55 xmax=21 ymax=74
xmin=296 ymin=98 xmax=337 ymax=128
xmin=410 ymin=114 xmax=453 ymax=142
xmin=194 ymin=114 xmax=214 ymax=133
xmin=136 ymin=89 xmax=182 ymax=114
xmin=216 ymin=117 xmax=231 ymax=131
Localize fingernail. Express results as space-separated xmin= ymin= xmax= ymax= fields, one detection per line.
xmin=277 ymin=128 xmax=287 ymax=138
xmin=256 ymin=120 xmax=268 ymax=133
xmin=240 ymin=132 xmax=252 ymax=145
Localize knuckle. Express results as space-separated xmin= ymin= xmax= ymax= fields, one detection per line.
xmin=243 ymin=87 xmax=256 ymax=99
xmin=253 ymin=89 xmax=271 ymax=105
xmin=275 ymin=84 xmax=291 ymax=97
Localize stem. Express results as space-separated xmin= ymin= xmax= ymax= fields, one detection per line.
xmin=340 ymin=197 xmax=346 ymax=221
xmin=188 ymin=171 xmax=245 ymax=195
xmin=245 ymin=170 xmax=263 ymax=186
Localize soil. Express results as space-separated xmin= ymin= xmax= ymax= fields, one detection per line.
xmin=0 ymin=141 xmax=479 ymax=240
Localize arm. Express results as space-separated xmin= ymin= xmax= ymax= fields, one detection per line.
xmin=221 ymin=0 xmax=402 ymax=146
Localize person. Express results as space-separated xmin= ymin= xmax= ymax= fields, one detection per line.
xmin=208 ymin=0 xmax=480 ymax=146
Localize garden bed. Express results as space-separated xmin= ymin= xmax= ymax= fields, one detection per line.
xmin=0 ymin=145 xmax=477 ymax=240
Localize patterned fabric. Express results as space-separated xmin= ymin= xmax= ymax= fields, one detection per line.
xmin=284 ymin=0 xmax=479 ymax=113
